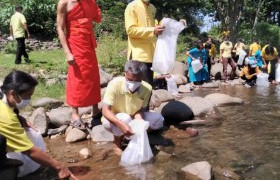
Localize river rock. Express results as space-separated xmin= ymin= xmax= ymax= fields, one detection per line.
xmin=32 ymin=97 xmax=63 ymax=109
xmin=90 ymin=125 xmax=114 ymax=142
xmin=179 ymin=161 xmax=212 ymax=180
xmin=204 ymin=93 xmax=243 ymax=106
xmin=47 ymin=107 xmax=72 ymax=127
xmin=47 ymin=125 xmax=68 ymax=136
xmin=161 ymin=101 xmax=194 ymax=126
xmin=211 ymin=63 xmax=240 ymax=80
xmin=99 ymin=67 xmax=113 ymax=87
xmin=29 ymin=107 xmax=48 ymax=135
xmin=171 ymin=61 xmax=188 ymax=76
xmin=150 ymin=89 xmax=175 ymax=109
xmin=180 ymin=96 xmax=215 ymax=116
xmin=79 ymin=148 xmax=92 ymax=159
xmin=65 ymin=128 xmax=87 ymax=143
xmin=213 ymin=166 xmax=241 ymax=180
xmin=79 ymin=106 xmax=92 ymax=115
xmin=178 ymin=84 xmax=191 ymax=93
xmin=201 ymin=81 xmax=220 ymax=88
xmin=173 ymin=74 xmax=188 ymax=85
xmin=156 ymin=151 xmax=171 ymax=163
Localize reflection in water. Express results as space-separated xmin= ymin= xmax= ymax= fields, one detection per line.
xmin=123 ymin=164 xmax=149 ymax=180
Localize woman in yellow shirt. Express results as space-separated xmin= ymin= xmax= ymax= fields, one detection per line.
xmin=0 ymin=70 xmax=77 ymax=179
xmin=220 ymin=36 xmax=236 ymax=80
xmin=261 ymin=44 xmax=278 ymax=84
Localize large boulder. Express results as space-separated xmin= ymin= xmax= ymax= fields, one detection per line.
xmin=90 ymin=125 xmax=114 ymax=142
xmin=204 ymin=93 xmax=243 ymax=106
xmin=99 ymin=67 xmax=113 ymax=87
xmin=211 ymin=63 xmax=240 ymax=80
xmin=32 ymin=97 xmax=63 ymax=109
xmin=173 ymin=74 xmax=188 ymax=85
xmin=150 ymin=89 xmax=175 ymax=109
xmin=161 ymin=101 xmax=194 ymax=126
xmin=65 ymin=128 xmax=87 ymax=143
xmin=179 ymin=161 xmax=212 ymax=180
xmin=47 ymin=107 xmax=72 ymax=127
xmin=171 ymin=61 xmax=188 ymax=76
xmin=29 ymin=107 xmax=48 ymax=135
xmin=179 ymin=96 xmax=215 ymax=116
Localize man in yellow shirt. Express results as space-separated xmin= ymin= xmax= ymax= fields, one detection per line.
xmin=102 ymin=60 xmax=164 ymax=152
xmin=249 ymin=39 xmax=261 ymax=56
xmin=10 ymin=5 xmax=30 ymax=64
xmin=125 ymin=0 xmax=165 ymax=85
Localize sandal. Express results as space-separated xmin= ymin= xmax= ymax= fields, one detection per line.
xmin=70 ymin=119 xmax=86 ymax=130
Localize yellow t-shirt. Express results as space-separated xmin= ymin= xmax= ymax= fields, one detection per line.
xmin=0 ymin=100 xmax=33 ymax=153
xmin=10 ymin=12 xmax=26 ymax=38
xmin=102 ymin=77 xmax=152 ymax=120
xmin=261 ymin=45 xmax=278 ymax=61
xmin=250 ymin=43 xmax=261 ymax=55
xmin=125 ymin=0 xmax=157 ymax=63
xmin=220 ymin=41 xmax=233 ymax=58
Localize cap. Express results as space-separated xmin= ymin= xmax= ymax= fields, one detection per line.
xmin=249 ymin=60 xmax=257 ymax=68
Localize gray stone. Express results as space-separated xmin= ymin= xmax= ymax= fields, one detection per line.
xmin=79 ymin=106 xmax=92 ymax=116
xmin=79 ymin=148 xmax=92 ymax=159
xmin=173 ymin=74 xmax=188 ymax=85
xmin=150 ymin=89 xmax=175 ymax=109
xmin=180 ymin=161 xmax=212 ymax=180
xmin=99 ymin=67 xmax=113 ymax=87
xmin=32 ymin=97 xmax=64 ymax=109
xmin=29 ymin=107 xmax=48 ymax=135
xmin=65 ymin=128 xmax=87 ymax=143
xmin=201 ymin=81 xmax=220 ymax=88
xmin=47 ymin=125 xmax=68 ymax=135
xmin=178 ymin=84 xmax=191 ymax=93
xmin=171 ymin=61 xmax=188 ymax=76
xmin=211 ymin=63 xmax=240 ymax=80
xmin=180 ymin=96 xmax=215 ymax=116
xmin=90 ymin=125 xmax=114 ymax=142
xmin=47 ymin=107 xmax=72 ymax=127
xmin=46 ymin=78 xmax=58 ymax=86
xmin=204 ymin=93 xmax=243 ymax=106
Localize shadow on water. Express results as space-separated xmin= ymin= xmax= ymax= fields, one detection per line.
xmin=32 ymin=85 xmax=280 ymax=180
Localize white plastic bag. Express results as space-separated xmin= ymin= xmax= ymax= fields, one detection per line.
xmin=276 ymin=62 xmax=280 ymax=83
xmin=7 ymin=128 xmax=46 ymax=177
xmin=237 ymin=50 xmax=247 ymax=65
xmin=166 ymin=75 xmax=178 ymax=95
xmin=152 ymin=18 xmax=185 ymax=75
xmin=191 ymin=59 xmax=203 ymax=73
xmin=256 ymin=73 xmax=269 ymax=87
xmin=120 ymin=119 xmax=153 ymax=166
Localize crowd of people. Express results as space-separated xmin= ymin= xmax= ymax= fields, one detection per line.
xmin=186 ymin=36 xmax=279 ymax=86
xmin=1 ymin=0 xmax=280 ymax=179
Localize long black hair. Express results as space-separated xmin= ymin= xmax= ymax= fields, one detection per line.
xmin=0 ymin=70 xmax=38 ymax=99
xmin=265 ymin=45 xmax=275 ymax=55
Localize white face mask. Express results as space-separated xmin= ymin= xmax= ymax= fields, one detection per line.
xmin=126 ymin=80 xmax=141 ymax=92
xmin=16 ymin=95 xmax=31 ymax=109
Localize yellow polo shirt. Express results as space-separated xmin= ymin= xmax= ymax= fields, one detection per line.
xmin=125 ymin=0 xmax=157 ymax=63
xmin=10 ymin=12 xmax=27 ymax=38
xmin=0 ymin=100 xmax=33 ymax=153
xmin=261 ymin=45 xmax=278 ymax=61
xmin=102 ymin=77 xmax=152 ymax=120
xmin=220 ymin=41 xmax=233 ymax=58
xmin=250 ymin=43 xmax=261 ymax=55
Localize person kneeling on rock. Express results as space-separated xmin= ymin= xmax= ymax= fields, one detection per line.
xmin=239 ymin=59 xmax=262 ymax=86
xmin=102 ymin=60 xmax=164 ymax=154
xmin=0 ymin=70 xmax=77 ymax=179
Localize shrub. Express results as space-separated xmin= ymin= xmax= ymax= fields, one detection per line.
xmin=3 ymin=41 xmax=17 ymax=54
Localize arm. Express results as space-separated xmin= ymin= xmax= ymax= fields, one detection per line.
xmin=262 ymin=57 xmax=267 ymax=69
xmin=102 ymin=105 xmax=133 ymax=136
xmin=57 ymin=0 xmax=74 ymax=65
xmin=186 ymin=50 xmax=195 ymax=60
xmin=10 ymin=26 xmax=13 ymax=38
xmin=23 ymin=23 xmax=30 ymax=38
xmin=220 ymin=49 xmax=224 ymax=62
xmin=92 ymin=1 xmax=101 ymax=23
xmin=23 ymin=146 xmax=77 ymax=179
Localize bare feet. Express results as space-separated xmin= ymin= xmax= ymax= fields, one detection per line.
xmin=185 ymin=127 xmax=199 ymax=137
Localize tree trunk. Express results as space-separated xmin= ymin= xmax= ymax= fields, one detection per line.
xmin=252 ymin=0 xmax=263 ymax=36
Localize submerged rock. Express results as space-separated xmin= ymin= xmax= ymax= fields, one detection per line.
xmin=79 ymin=148 xmax=92 ymax=159
xmin=156 ymin=151 xmax=172 ymax=163
xmin=178 ymin=84 xmax=191 ymax=93
xmin=213 ymin=166 xmax=241 ymax=180
xmin=32 ymin=97 xmax=63 ymax=109
xmin=180 ymin=96 xmax=215 ymax=116
xmin=179 ymin=161 xmax=212 ymax=180
xmin=29 ymin=107 xmax=48 ymax=135
xmin=204 ymin=93 xmax=243 ymax=106
xmin=65 ymin=128 xmax=87 ymax=143
xmin=90 ymin=125 xmax=114 ymax=142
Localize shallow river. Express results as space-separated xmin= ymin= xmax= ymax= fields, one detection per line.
xmin=44 ymin=85 xmax=280 ymax=180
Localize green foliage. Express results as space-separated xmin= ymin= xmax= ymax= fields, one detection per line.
xmin=3 ymin=41 xmax=17 ymax=54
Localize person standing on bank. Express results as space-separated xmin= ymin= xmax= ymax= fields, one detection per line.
xmin=125 ymin=0 xmax=165 ymax=86
xmin=10 ymin=5 xmax=30 ymax=64
xmin=57 ymin=0 xmax=102 ymax=128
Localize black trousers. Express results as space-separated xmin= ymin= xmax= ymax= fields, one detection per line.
xmin=0 ymin=134 xmax=7 ymax=162
xmin=207 ymin=57 xmax=212 ymax=76
xmin=264 ymin=59 xmax=278 ymax=81
xmin=15 ymin=37 xmax=28 ymax=64
xmin=143 ymin=62 xmax=153 ymax=86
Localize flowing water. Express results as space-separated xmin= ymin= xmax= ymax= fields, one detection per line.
xmin=42 ymin=85 xmax=280 ymax=180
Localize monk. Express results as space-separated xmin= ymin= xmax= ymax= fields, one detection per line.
xmin=57 ymin=0 xmax=102 ymax=128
